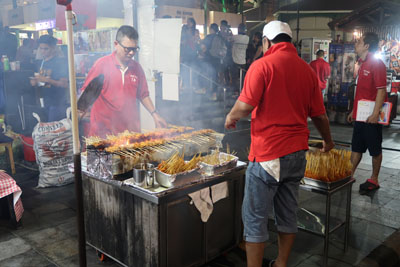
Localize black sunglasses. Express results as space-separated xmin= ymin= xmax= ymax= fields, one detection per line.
xmin=118 ymin=41 xmax=140 ymax=53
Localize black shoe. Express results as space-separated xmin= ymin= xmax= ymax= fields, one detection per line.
xmin=359 ymin=179 xmax=380 ymax=195
xmin=262 ymin=259 xmax=275 ymax=267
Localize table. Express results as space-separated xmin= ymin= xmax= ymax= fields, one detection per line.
xmin=299 ymin=178 xmax=355 ymax=267
xmin=0 ymin=172 xmax=24 ymax=228
xmin=82 ymin=162 xmax=246 ymax=267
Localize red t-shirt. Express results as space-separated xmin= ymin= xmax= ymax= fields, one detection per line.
xmin=238 ymin=42 xmax=326 ymax=162
xmin=309 ymin=58 xmax=330 ymax=90
xmin=352 ymin=53 xmax=387 ymax=119
xmin=81 ymin=52 xmax=149 ymax=137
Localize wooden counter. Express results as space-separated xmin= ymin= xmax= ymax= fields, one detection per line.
xmin=82 ymin=162 xmax=246 ymax=267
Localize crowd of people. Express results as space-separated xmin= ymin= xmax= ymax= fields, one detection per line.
xmin=180 ymin=18 xmax=266 ymax=100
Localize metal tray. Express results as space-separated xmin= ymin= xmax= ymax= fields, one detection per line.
xmin=302 ymin=176 xmax=351 ymax=190
xmin=199 ymin=152 xmax=238 ymax=177
xmin=155 ymin=167 xmax=200 ymax=188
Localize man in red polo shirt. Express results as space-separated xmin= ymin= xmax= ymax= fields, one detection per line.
xmin=225 ymin=21 xmax=334 ymax=267
xmin=347 ymin=32 xmax=387 ymax=194
xmin=81 ymin=25 xmax=167 ymax=137
xmin=309 ymin=49 xmax=330 ymax=97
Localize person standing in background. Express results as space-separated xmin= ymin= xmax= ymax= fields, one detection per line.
xmin=180 ymin=18 xmax=198 ymax=90
xmin=220 ymin=20 xmax=233 ymax=87
xmin=17 ymin=39 xmax=35 ymax=70
xmin=309 ymin=49 xmax=331 ymax=98
xmin=246 ymin=32 xmax=263 ymax=68
xmin=0 ymin=26 xmax=18 ymax=61
xmin=347 ymin=32 xmax=387 ymax=195
xmin=231 ymin=23 xmax=249 ymax=92
xmin=30 ymin=35 xmax=69 ymax=122
xmin=203 ymin=23 xmax=224 ymax=100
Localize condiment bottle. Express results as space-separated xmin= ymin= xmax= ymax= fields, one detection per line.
xmin=2 ymin=55 xmax=10 ymax=71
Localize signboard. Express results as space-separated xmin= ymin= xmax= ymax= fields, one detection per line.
xmin=35 ymin=19 xmax=56 ymax=31
xmin=56 ymin=0 xmax=96 ymax=30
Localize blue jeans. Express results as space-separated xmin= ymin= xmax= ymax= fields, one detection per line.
xmin=242 ymin=150 xmax=307 ymax=243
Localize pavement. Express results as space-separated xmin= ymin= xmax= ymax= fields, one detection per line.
xmin=0 ymin=116 xmax=399 ymax=266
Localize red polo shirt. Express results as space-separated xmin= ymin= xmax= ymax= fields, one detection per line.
xmin=81 ymin=52 xmax=149 ymax=137
xmin=239 ymin=42 xmax=326 ymax=162
xmin=309 ymin=57 xmax=331 ymax=90
xmin=352 ymin=53 xmax=387 ymax=119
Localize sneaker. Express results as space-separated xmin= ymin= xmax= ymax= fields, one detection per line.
xmin=359 ymin=179 xmax=380 ymax=194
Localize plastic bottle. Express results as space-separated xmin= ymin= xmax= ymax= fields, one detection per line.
xmin=2 ymin=55 xmax=10 ymax=71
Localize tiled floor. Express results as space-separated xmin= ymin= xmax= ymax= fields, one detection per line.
xmin=0 ymin=120 xmax=399 ymax=266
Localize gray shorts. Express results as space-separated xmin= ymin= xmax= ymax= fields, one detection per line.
xmin=242 ymin=150 xmax=306 ymax=243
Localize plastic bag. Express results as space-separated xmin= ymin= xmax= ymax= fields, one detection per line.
xmin=32 ymin=109 xmax=74 ymax=187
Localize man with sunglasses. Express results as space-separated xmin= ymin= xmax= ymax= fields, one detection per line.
xmin=81 ymin=25 xmax=167 ymax=137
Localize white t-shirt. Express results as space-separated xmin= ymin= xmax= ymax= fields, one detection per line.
xmin=231 ymin=34 xmax=249 ymax=65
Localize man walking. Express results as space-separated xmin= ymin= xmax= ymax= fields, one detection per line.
xmin=309 ymin=49 xmax=330 ymax=97
xmin=347 ymin=32 xmax=387 ymax=194
xmin=225 ymin=21 xmax=334 ymax=267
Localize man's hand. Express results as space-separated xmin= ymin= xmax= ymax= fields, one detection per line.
xmin=320 ymin=140 xmax=335 ymax=153
xmin=347 ymin=111 xmax=353 ymax=123
xmin=366 ymin=113 xmax=379 ymax=124
xmin=35 ymin=75 xmax=49 ymax=83
xmin=224 ymin=100 xmax=254 ymax=130
xmin=29 ymin=77 xmax=37 ymax=86
xmin=225 ymin=114 xmax=238 ymax=129
xmin=153 ymin=113 xmax=167 ymax=128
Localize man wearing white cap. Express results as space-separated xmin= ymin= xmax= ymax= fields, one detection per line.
xmin=225 ymin=21 xmax=334 ymax=267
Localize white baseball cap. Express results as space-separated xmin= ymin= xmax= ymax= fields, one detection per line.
xmin=263 ymin=21 xmax=292 ymax=40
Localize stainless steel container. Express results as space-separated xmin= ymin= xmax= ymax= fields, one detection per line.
xmin=199 ymin=152 xmax=238 ymax=177
xmin=133 ymin=163 xmax=155 ymax=188
xmin=155 ymin=167 xmax=200 ymax=188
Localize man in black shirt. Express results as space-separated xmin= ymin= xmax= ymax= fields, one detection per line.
xmin=30 ymin=35 xmax=69 ymax=122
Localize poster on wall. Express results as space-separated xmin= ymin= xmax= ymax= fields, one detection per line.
xmin=387 ymin=41 xmax=400 ymax=74
xmin=341 ymin=44 xmax=356 ymax=83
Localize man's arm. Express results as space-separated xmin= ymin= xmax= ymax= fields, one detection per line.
xmin=366 ymin=88 xmax=386 ymax=124
xmin=35 ymin=76 xmax=68 ymax=88
xmin=225 ymin=100 xmax=254 ymax=129
xmin=141 ymin=96 xmax=167 ymax=128
xmin=325 ymin=65 xmax=331 ymax=81
xmin=311 ymin=114 xmax=335 ymax=152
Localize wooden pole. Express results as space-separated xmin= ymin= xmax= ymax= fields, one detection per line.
xmin=65 ymin=4 xmax=87 ymax=267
